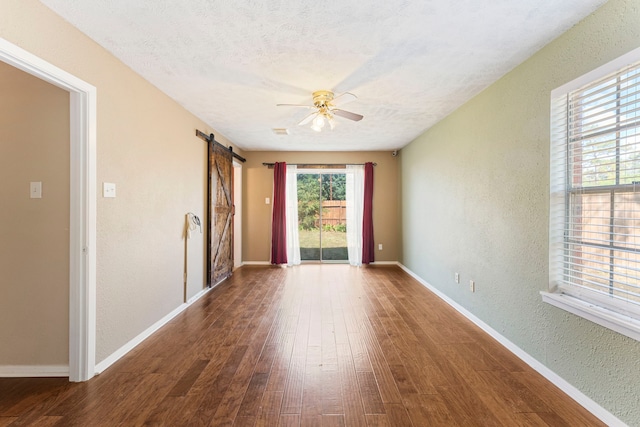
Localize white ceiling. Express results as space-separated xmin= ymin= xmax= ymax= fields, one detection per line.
xmin=39 ymin=0 xmax=607 ymax=152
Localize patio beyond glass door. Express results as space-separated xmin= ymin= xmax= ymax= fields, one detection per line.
xmin=297 ymin=172 xmax=348 ymax=262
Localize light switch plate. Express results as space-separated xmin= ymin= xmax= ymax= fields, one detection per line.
xmin=30 ymin=181 xmax=42 ymax=199
xmin=103 ymin=182 xmax=116 ymax=198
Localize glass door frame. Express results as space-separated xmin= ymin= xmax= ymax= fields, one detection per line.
xmin=297 ymin=168 xmax=348 ymax=263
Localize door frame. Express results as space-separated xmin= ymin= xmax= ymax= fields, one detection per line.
xmin=0 ymin=38 xmax=97 ymax=381
xmin=233 ymin=160 xmax=242 ymax=269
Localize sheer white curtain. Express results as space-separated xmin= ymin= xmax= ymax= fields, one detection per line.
xmin=346 ymin=165 xmax=364 ymax=266
xmin=285 ymin=165 xmax=301 ymax=266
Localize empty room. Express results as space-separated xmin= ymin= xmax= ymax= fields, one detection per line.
xmin=1 ymin=0 xmax=639 ymax=425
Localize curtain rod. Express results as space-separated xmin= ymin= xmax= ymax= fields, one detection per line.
xmin=262 ymin=162 xmax=376 ymax=169
xmin=195 ymin=130 xmax=246 ymax=163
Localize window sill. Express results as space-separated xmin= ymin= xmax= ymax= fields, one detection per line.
xmin=541 ymin=291 xmax=640 ymax=342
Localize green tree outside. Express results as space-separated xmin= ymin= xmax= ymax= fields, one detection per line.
xmin=297 ymin=173 xmax=346 ymax=230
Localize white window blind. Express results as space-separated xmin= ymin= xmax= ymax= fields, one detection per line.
xmin=549 ymin=54 xmax=640 ymax=329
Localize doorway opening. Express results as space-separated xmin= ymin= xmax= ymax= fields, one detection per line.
xmin=0 ymin=39 xmax=97 ymax=381
xmin=297 ymin=171 xmax=347 ymax=262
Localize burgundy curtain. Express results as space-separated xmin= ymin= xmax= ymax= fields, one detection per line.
xmin=362 ymin=162 xmax=375 ymax=264
xmin=271 ymin=162 xmax=288 ymax=264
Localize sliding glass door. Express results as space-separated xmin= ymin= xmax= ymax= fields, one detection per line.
xmin=297 ymin=172 xmax=348 ymax=262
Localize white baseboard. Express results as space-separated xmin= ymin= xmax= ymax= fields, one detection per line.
xmin=242 ymin=261 xmax=401 ymax=266
xmin=0 ymin=365 xmax=69 ymax=377
xmin=95 ymin=285 xmax=213 ymax=375
xmin=398 ymin=264 xmax=626 ymax=427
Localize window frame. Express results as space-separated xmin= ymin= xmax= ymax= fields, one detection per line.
xmin=544 ymin=47 xmax=640 ymax=342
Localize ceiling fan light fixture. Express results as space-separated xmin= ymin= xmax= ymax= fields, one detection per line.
xmin=311 ymin=114 xmax=325 ymax=132
xmin=277 ymin=90 xmax=363 ymax=132
xmin=328 ymin=115 xmax=335 ymax=130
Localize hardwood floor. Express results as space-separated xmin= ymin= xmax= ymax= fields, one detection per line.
xmin=0 ymin=265 xmax=605 ymax=426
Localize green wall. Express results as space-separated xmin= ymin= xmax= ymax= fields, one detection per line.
xmin=400 ymin=0 xmax=640 ymax=424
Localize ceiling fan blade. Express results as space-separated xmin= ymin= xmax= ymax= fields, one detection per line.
xmin=298 ymin=111 xmax=318 ymax=126
xmin=333 ymin=109 xmax=363 ymax=122
xmin=331 ymin=92 xmax=357 ymax=107
xmin=277 ymin=103 xmax=314 ymax=108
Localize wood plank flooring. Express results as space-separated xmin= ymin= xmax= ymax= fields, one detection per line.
xmin=0 ymin=265 xmax=605 ymax=426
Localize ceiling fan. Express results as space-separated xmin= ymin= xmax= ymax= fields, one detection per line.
xmin=277 ymin=90 xmax=363 ymax=132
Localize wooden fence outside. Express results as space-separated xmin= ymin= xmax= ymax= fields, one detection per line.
xmin=320 ymin=200 xmax=346 ymax=226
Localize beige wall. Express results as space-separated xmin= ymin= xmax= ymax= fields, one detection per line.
xmin=243 ymin=151 xmax=400 ymax=262
xmin=0 ymin=61 xmax=70 ymax=366
xmin=400 ymin=0 xmax=640 ymax=423
xmin=0 ymin=0 xmax=244 ymax=364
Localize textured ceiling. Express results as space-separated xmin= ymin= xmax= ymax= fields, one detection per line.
xmin=39 ymin=0 xmax=607 ymax=152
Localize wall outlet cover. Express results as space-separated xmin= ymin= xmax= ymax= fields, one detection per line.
xmin=103 ymin=182 xmax=116 ymax=198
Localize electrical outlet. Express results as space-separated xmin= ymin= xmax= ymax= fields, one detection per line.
xmin=103 ymin=182 xmax=116 ymax=198
xmin=378 ymin=243 xmax=383 ymax=251
xmin=455 ymin=273 xmax=460 ymax=283
xmin=470 ymin=280 xmax=475 ymax=292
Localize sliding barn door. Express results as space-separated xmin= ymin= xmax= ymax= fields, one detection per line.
xmin=208 ymin=141 xmax=234 ymax=286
